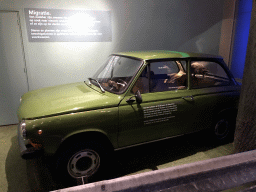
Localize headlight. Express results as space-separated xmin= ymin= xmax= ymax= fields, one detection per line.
xmin=19 ymin=120 xmax=27 ymax=138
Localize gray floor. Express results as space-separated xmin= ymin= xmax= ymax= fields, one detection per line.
xmin=1 ymin=125 xmax=29 ymax=192
xmin=1 ymin=125 xmax=59 ymax=192
xmin=0 ymin=124 xmax=242 ymax=192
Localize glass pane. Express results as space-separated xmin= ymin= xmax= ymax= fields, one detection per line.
xmin=150 ymin=61 xmax=186 ymax=92
xmin=191 ymin=61 xmax=231 ymax=88
xmin=93 ymin=56 xmax=143 ymax=93
xmin=179 ymin=60 xmax=187 ymax=71
xmin=132 ymin=66 xmax=149 ymax=94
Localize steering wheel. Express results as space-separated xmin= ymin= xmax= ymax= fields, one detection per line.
xmin=117 ymin=79 xmax=127 ymax=87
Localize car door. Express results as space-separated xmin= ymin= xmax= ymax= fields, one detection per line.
xmin=118 ymin=60 xmax=197 ymax=148
xmin=185 ymin=59 xmax=240 ymax=131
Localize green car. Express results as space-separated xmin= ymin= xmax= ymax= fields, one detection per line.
xmin=17 ymin=50 xmax=240 ymax=184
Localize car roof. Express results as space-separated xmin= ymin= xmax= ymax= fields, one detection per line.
xmin=113 ymin=50 xmax=223 ymax=61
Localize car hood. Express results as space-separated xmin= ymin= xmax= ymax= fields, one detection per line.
xmin=17 ymin=82 xmax=121 ymax=120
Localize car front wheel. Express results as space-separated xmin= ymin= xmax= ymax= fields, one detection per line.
xmin=67 ymin=149 xmax=100 ymax=179
xmin=55 ymin=140 xmax=109 ymax=187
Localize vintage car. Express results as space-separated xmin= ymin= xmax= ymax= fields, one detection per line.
xmin=17 ymin=50 xmax=240 ymax=184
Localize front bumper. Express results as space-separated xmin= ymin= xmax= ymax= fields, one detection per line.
xmin=17 ymin=123 xmax=42 ymax=159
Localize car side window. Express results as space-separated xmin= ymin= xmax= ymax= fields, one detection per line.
xmin=150 ymin=61 xmax=186 ymax=92
xmin=149 ymin=61 xmax=187 ymax=92
xmin=179 ymin=60 xmax=187 ymax=71
xmin=132 ymin=60 xmax=188 ymax=94
xmin=191 ymin=61 xmax=231 ymax=88
xmin=132 ymin=66 xmax=150 ymax=94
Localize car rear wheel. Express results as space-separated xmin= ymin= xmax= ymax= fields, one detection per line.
xmin=213 ymin=115 xmax=235 ymax=142
xmin=55 ymin=140 xmax=109 ymax=187
xmin=214 ymin=119 xmax=230 ymax=140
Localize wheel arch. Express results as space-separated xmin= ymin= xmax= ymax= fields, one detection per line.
xmin=216 ymin=107 xmax=238 ymax=120
xmin=214 ymin=107 xmax=238 ymax=130
xmin=55 ymin=129 xmax=114 ymax=156
xmin=53 ymin=129 xmax=115 ymax=185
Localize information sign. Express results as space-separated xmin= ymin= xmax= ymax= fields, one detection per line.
xmin=24 ymin=8 xmax=112 ymax=42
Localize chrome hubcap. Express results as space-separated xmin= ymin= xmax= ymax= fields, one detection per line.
xmin=67 ymin=149 xmax=100 ymax=178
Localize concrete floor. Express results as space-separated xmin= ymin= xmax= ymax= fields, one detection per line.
xmin=0 ymin=124 xmax=243 ymax=192
xmin=1 ymin=125 xmax=58 ymax=192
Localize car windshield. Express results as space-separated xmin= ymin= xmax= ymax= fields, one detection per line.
xmin=91 ymin=55 xmax=143 ymax=94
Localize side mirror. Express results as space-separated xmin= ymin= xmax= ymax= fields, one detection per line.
xmin=126 ymin=90 xmax=143 ymax=104
xmin=135 ymin=90 xmax=142 ymax=104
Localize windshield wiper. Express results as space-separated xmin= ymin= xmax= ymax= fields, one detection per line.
xmin=88 ymin=78 xmax=105 ymax=93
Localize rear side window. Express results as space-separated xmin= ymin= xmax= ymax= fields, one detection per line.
xmin=191 ymin=61 xmax=231 ymax=88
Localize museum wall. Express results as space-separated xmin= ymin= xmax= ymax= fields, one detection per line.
xmin=0 ymin=0 xmax=226 ymax=91
xmin=230 ymin=0 xmax=253 ymax=80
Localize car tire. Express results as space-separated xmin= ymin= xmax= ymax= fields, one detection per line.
xmin=55 ymin=139 xmax=110 ymax=187
xmin=213 ymin=115 xmax=235 ymax=142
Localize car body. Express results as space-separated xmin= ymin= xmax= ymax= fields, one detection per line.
xmin=17 ymin=50 xmax=240 ymax=183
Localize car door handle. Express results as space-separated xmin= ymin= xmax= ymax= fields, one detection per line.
xmin=182 ymin=95 xmax=194 ymax=101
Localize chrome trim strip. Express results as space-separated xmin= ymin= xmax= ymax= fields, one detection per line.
xmin=114 ymin=134 xmax=185 ymax=151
